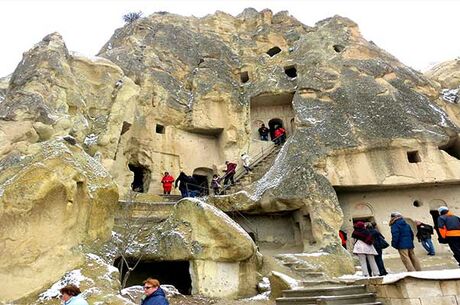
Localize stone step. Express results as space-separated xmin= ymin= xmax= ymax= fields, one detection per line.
xmin=283 ymin=285 xmax=367 ymax=298
xmin=277 ymin=293 xmax=376 ymax=305
xmin=343 ymin=303 xmax=382 ymax=305
xmin=299 ymin=279 xmax=352 ymax=288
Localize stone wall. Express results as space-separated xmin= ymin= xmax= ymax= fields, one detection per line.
xmin=368 ymin=272 xmax=460 ymax=305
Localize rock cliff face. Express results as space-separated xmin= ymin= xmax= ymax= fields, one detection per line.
xmin=1 ymin=7 xmax=460 ymax=303
xmin=0 ymin=140 xmax=118 ymax=301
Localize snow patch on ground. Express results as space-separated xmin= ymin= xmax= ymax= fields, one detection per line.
xmin=271 ymin=271 xmax=299 ymax=289
xmin=242 ymin=291 xmax=270 ymax=301
xmin=382 ymin=268 xmax=460 ymax=284
xmin=38 ymin=269 xmax=89 ymax=301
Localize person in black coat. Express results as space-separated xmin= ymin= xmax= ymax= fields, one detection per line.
xmin=175 ymin=171 xmax=192 ymax=198
xmin=416 ymin=221 xmax=435 ymax=255
xmin=366 ymin=222 xmax=388 ymax=275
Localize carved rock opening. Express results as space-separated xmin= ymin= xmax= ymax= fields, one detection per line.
xmin=128 ymin=163 xmax=151 ymax=193
xmin=266 ymin=46 xmax=281 ymax=57
xmin=114 ymin=258 xmax=192 ymax=294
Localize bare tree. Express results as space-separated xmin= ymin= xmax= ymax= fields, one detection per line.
xmin=114 ymin=191 xmax=154 ymax=290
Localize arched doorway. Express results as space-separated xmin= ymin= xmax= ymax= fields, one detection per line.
xmin=128 ymin=163 xmax=151 ymax=193
xmin=192 ymin=167 xmax=213 ymax=196
xmin=268 ymin=118 xmax=284 ymax=141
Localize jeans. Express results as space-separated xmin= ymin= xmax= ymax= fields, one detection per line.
xmin=421 ymin=238 xmax=435 ymax=255
xmin=260 ymin=135 xmax=268 ymax=141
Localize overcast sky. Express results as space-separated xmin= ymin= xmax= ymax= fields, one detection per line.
xmin=1 ymin=0 xmax=459 ymax=77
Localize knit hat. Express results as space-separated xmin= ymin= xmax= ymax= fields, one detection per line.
xmin=390 ymin=211 xmax=402 ymax=218
xmin=438 ymin=206 xmax=449 ymax=214
xmin=354 ymin=221 xmax=365 ymax=229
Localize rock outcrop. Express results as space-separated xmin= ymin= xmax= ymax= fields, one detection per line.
xmin=0 ymin=140 xmax=118 ymax=302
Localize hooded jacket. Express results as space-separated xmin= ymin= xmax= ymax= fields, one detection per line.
xmin=390 ymin=217 xmax=415 ymax=249
xmin=141 ymin=287 xmax=169 ymax=305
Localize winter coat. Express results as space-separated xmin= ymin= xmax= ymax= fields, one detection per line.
xmin=438 ymin=212 xmax=460 ymax=238
xmin=258 ymin=126 xmax=269 ymax=136
xmin=352 ymin=226 xmax=377 ymax=255
xmin=225 ymin=162 xmax=237 ymax=174
xmin=390 ymin=217 xmax=415 ymax=249
xmin=416 ymin=223 xmax=434 ymax=241
xmin=368 ymin=228 xmax=387 ymax=250
xmin=241 ymin=154 xmax=251 ymax=167
xmin=141 ymin=287 xmax=169 ymax=305
xmin=64 ymin=295 xmax=89 ymax=305
xmin=211 ymin=177 xmax=221 ymax=189
xmin=175 ymin=172 xmax=192 ymax=191
xmin=161 ymin=175 xmax=175 ymax=192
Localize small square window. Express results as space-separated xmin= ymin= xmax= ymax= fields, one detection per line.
xmin=240 ymin=71 xmax=249 ymax=83
xmin=284 ymin=65 xmax=297 ymax=78
xmin=156 ymin=124 xmax=165 ymax=134
xmin=407 ymin=151 xmax=421 ymax=163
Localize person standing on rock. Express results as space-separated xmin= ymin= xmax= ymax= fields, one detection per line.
xmin=437 ymin=206 xmax=460 ymax=266
xmin=351 ymin=221 xmax=380 ymax=277
xmin=390 ymin=212 xmax=422 ymax=272
xmin=415 ymin=220 xmax=435 ymax=256
xmin=160 ymin=172 xmax=175 ymax=195
xmin=59 ymin=284 xmax=89 ymax=305
xmin=258 ymin=123 xmax=269 ymax=141
xmin=141 ymin=278 xmax=169 ymax=305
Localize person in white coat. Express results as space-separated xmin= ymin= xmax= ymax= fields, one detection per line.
xmin=241 ymin=153 xmax=252 ymax=173
xmin=352 ymin=221 xmax=380 ymax=277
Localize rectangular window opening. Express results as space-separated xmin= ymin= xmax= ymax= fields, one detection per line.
xmin=407 ymin=151 xmax=421 ymax=163
xmin=156 ymin=124 xmax=165 ymax=134
xmin=240 ymin=71 xmax=249 ymax=83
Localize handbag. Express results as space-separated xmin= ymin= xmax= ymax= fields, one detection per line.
xmin=379 ymin=238 xmax=390 ymax=249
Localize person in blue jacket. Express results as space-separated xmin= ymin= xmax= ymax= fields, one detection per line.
xmin=141 ymin=278 xmax=169 ymax=305
xmin=59 ymin=284 xmax=89 ymax=305
xmin=390 ymin=211 xmax=422 ymax=272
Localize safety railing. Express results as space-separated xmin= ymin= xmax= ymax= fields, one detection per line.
xmin=219 ymin=133 xmax=285 ymax=194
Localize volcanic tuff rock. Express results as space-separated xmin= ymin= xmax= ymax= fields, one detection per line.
xmin=0 ymin=139 xmax=118 ymax=302
xmin=1 ymin=7 xmax=460 ymax=303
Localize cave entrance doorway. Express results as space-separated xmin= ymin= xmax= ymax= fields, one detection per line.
xmin=114 ymin=258 xmax=192 ymax=295
xmin=192 ymin=167 xmax=213 ymax=196
xmin=250 ymin=92 xmax=295 ymax=141
xmin=268 ymin=118 xmax=284 ymax=141
xmin=128 ymin=163 xmax=151 ymax=193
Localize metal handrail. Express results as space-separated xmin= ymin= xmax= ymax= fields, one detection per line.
xmin=220 ymin=134 xmax=285 ymax=193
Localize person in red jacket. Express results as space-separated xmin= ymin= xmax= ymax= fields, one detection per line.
xmin=161 ymin=172 xmax=175 ymax=195
xmin=223 ymin=161 xmax=237 ymax=186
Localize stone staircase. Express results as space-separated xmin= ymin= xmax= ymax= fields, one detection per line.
xmin=276 ymin=285 xmax=382 ymax=305
xmin=223 ymin=144 xmax=282 ymax=194
xmin=115 ymin=194 xmax=181 ymax=224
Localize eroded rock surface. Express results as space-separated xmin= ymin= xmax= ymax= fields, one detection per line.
xmin=0 ymin=140 xmax=118 ymax=302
